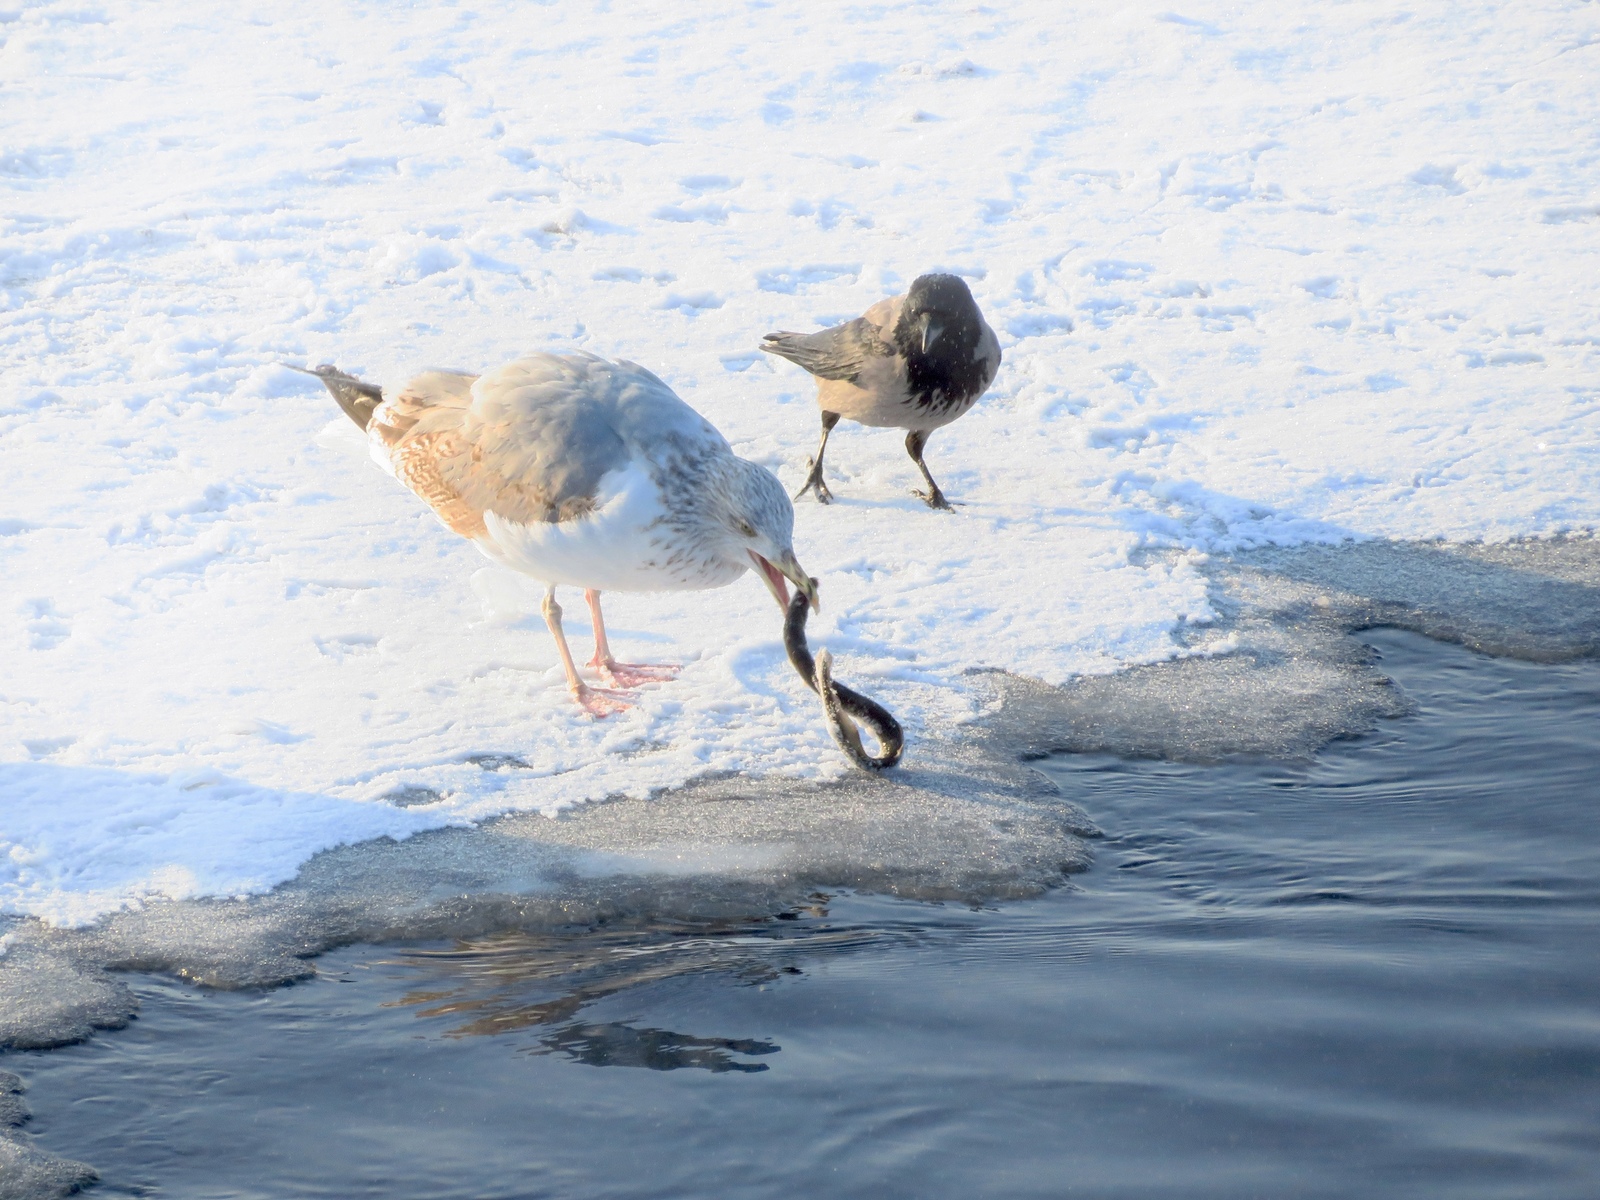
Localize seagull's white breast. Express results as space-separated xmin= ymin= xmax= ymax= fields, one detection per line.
xmin=479 ymin=460 xmax=745 ymax=593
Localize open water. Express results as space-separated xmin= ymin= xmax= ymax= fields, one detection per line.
xmin=9 ymin=629 xmax=1600 ymax=1198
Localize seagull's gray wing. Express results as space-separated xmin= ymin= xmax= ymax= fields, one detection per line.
xmin=372 ymin=360 xmax=631 ymax=535
xmin=760 ymin=316 xmax=893 ymax=383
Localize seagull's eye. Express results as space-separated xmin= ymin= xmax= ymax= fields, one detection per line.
xmin=738 ymin=520 xmax=757 ymax=538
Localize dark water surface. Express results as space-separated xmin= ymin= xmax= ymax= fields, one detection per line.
xmin=13 ymin=630 xmax=1600 ymax=1198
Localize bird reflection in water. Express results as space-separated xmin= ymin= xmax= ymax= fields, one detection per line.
xmin=377 ymin=901 xmax=892 ymax=1074
xmin=537 ymin=1024 xmax=777 ymax=1074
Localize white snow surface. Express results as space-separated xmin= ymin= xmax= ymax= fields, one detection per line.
xmin=2 ymin=0 xmax=1597 ymax=925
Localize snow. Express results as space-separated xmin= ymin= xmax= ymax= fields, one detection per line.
xmin=2 ymin=0 xmax=1597 ymax=926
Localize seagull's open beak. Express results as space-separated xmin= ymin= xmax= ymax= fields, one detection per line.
xmin=750 ymin=550 xmax=820 ymax=614
xmin=920 ymin=313 xmax=945 ymax=354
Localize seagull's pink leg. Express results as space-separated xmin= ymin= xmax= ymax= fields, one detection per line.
xmin=542 ymin=587 xmax=633 ymax=717
xmin=584 ymin=589 xmax=680 ymax=688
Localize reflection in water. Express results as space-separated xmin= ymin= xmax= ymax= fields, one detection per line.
xmin=379 ymin=899 xmax=917 ymax=1073
xmin=536 ymin=1024 xmax=778 ymax=1073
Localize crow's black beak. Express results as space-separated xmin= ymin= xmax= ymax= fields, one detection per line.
xmin=920 ymin=314 xmax=945 ymax=354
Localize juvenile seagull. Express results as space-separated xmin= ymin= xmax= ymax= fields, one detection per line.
xmin=301 ymin=352 xmax=817 ymax=717
xmin=760 ymin=273 xmax=1000 ymax=510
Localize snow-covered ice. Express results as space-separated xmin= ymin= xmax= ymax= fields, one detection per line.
xmin=2 ymin=0 xmax=1597 ymax=926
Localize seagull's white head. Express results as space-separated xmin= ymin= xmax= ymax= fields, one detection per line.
xmin=719 ymin=458 xmax=819 ymax=613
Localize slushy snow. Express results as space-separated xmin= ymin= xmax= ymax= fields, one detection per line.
xmin=2 ymin=0 xmax=1597 ymax=925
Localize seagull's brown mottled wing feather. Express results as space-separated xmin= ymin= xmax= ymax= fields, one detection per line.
xmin=369 ymin=372 xmax=485 ymax=537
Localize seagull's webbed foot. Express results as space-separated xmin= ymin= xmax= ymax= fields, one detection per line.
xmin=589 ymin=657 xmax=681 ymax=689
xmin=572 ymin=682 xmax=636 ymax=718
xmin=580 ymin=590 xmax=679 ymax=694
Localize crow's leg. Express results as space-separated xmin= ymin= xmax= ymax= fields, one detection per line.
xmin=794 ymin=411 xmax=841 ymax=504
xmin=905 ymin=430 xmax=953 ymax=510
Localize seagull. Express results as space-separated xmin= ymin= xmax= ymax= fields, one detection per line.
xmin=298 ymin=352 xmax=818 ymax=717
xmin=760 ymin=273 xmax=1001 ymax=510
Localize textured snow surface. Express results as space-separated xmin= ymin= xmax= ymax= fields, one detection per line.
xmin=2 ymin=0 xmax=1597 ymax=925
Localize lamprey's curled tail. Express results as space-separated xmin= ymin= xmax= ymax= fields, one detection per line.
xmin=783 ymin=586 xmax=904 ymax=770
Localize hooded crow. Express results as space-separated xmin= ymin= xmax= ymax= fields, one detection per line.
xmin=760 ymin=273 xmax=1000 ymax=510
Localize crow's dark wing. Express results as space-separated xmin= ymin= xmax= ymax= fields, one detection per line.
xmin=759 ymin=317 xmax=891 ymax=383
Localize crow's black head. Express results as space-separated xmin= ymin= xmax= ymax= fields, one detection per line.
xmin=893 ymin=273 xmax=991 ymax=410
xmin=906 ymin=273 xmax=978 ymax=318
xmin=895 ymin=273 xmax=981 ymax=356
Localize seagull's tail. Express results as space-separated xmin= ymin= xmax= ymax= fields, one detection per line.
xmin=284 ymin=363 xmax=384 ymax=431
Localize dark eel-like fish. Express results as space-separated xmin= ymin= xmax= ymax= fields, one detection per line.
xmin=783 ymin=586 xmax=904 ymax=770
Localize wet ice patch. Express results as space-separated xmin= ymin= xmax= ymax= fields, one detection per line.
xmin=0 ymin=717 xmax=1097 ymax=1049
xmin=0 ymin=1067 xmax=98 ymax=1194
xmin=3 ymin=538 xmax=1597 ymax=1060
